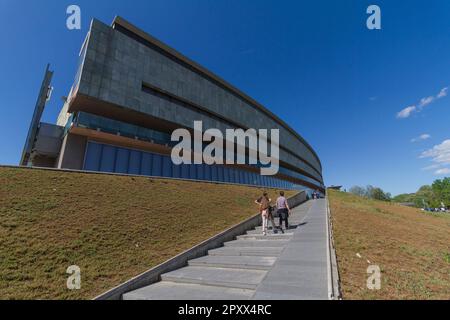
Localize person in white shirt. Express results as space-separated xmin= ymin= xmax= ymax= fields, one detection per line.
xmin=276 ymin=191 xmax=291 ymax=232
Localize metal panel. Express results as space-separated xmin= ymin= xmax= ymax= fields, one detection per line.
xmin=196 ymin=164 xmax=204 ymax=180
xmin=217 ymin=166 xmax=224 ymax=182
xmin=203 ymin=164 xmax=211 ymax=181
xmin=152 ymin=154 xmax=162 ymax=176
xmin=189 ymin=164 xmax=197 ymax=180
xmin=211 ymin=166 xmax=218 ymax=181
xmin=100 ymin=145 xmax=116 ymax=172
xmin=239 ymin=170 xmax=244 ymax=185
xmin=141 ymin=152 xmax=152 ymax=176
xmin=82 ymin=141 xmax=306 ymax=191
xmin=232 ymin=168 xmax=240 ymax=184
xmin=129 ymin=150 xmax=142 ymax=175
xmin=162 ymin=156 xmax=172 ymax=177
xmin=172 ymin=163 xmax=181 ymax=179
xmin=84 ymin=141 xmax=102 ymax=171
xmin=223 ymin=167 xmax=230 ymax=183
xmin=250 ymin=172 xmax=256 ymax=185
xmin=115 ymin=148 xmax=130 ymax=174
xmin=181 ymin=164 xmax=190 ymax=179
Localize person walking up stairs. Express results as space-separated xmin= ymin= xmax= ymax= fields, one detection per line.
xmin=255 ymin=192 xmax=277 ymax=236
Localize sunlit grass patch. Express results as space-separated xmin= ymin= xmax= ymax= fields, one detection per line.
xmin=329 ymin=190 xmax=450 ymax=300
xmin=0 ymin=167 xmax=295 ymax=299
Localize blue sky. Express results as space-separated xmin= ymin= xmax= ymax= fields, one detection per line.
xmin=0 ymin=0 xmax=449 ymax=195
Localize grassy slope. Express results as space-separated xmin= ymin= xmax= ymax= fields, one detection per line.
xmin=0 ymin=167 xmax=294 ymax=300
xmin=329 ymin=190 xmax=450 ymax=300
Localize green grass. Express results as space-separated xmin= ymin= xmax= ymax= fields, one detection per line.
xmin=329 ymin=190 xmax=450 ymax=300
xmin=0 ymin=167 xmax=295 ymax=300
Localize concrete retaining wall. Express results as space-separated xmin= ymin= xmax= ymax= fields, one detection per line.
xmin=94 ymin=190 xmax=307 ymax=300
xmin=326 ymin=198 xmax=342 ymax=300
xmin=287 ymin=190 xmax=307 ymax=208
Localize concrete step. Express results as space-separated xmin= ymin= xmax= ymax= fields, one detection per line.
xmin=208 ymin=246 xmax=284 ymax=257
xmin=237 ymin=234 xmax=293 ymax=240
xmin=253 ymin=226 xmax=297 ymax=232
xmin=246 ymin=229 xmax=294 ymax=235
xmin=123 ymin=281 xmax=254 ymax=300
xmin=224 ymin=239 xmax=289 ymax=248
xmin=189 ymin=255 xmax=277 ymax=270
xmin=160 ymin=266 xmax=267 ymax=290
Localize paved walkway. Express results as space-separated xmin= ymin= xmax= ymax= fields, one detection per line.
xmin=123 ymin=199 xmax=330 ymax=300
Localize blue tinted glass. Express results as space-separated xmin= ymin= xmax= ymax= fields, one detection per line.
xmin=217 ymin=166 xmax=224 ymax=182
xmin=223 ymin=167 xmax=230 ymax=183
xmin=189 ymin=164 xmax=197 ymax=180
xmin=141 ymin=152 xmax=152 ymax=176
xmin=152 ymin=154 xmax=163 ymax=176
xmin=181 ymin=164 xmax=189 ymax=179
xmin=211 ymin=166 xmax=218 ymax=181
xmin=115 ymin=148 xmax=129 ymax=174
xmin=196 ymin=164 xmax=204 ymax=180
xmin=84 ymin=142 xmax=102 ymax=171
xmin=172 ymin=163 xmax=181 ymax=178
xmin=162 ymin=156 xmax=172 ymax=177
xmin=204 ymin=164 xmax=211 ymax=181
xmin=83 ymin=141 xmax=320 ymax=192
xmin=129 ymin=150 xmax=141 ymax=175
xmin=100 ymin=145 xmax=116 ymax=172
xmin=239 ymin=170 xmax=245 ymax=184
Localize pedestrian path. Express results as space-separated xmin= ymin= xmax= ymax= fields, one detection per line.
xmin=123 ymin=199 xmax=330 ymax=300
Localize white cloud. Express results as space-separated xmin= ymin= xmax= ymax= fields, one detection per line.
xmin=396 ymin=86 xmax=448 ymax=119
xmin=437 ymin=87 xmax=448 ymax=98
xmin=411 ymin=134 xmax=431 ymax=142
xmin=418 ymin=96 xmax=435 ymax=108
xmin=420 ymin=139 xmax=450 ymax=164
xmin=422 ymin=164 xmax=441 ymax=171
xmin=421 ymin=140 xmax=450 ymax=176
xmin=435 ymin=168 xmax=450 ymax=175
xmin=397 ymin=106 xmax=416 ymax=119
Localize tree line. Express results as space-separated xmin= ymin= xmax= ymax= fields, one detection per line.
xmin=392 ymin=177 xmax=450 ymax=208
xmin=348 ymin=177 xmax=450 ymax=208
xmin=349 ymin=185 xmax=392 ymax=201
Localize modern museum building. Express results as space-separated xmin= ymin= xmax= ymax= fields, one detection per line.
xmin=21 ymin=17 xmax=325 ymax=195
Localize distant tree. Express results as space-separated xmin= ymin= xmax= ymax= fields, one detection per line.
xmin=365 ymin=185 xmax=375 ymax=198
xmin=349 ymin=185 xmax=391 ymax=202
xmin=432 ymin=177 xmax=450 ymax=207
xmin=371 ymin=187 xmax=391 ymax=201
xmin=392 ymin=179 xmax=450 ymax=208
xmin=414 ymin=185 xmax=430 ymax=207
xmin=349 ymin=186 xmax=366 ymax=197
xmin=392 ymin=193 xmax=416 ymax=203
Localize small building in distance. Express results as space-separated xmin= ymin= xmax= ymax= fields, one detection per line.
xmin=328 ymin=185 xmax=343 ymax=191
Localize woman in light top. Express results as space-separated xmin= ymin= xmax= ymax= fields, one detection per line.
xmin=255 ymin=192 xmax=272 ymax=236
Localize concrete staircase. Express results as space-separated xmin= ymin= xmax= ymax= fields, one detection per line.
xmin=123 ymin=201 xmax=313 ymax=300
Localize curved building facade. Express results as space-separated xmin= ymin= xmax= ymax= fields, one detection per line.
xmin=24 ymin=17 xmax=324 ymax=194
